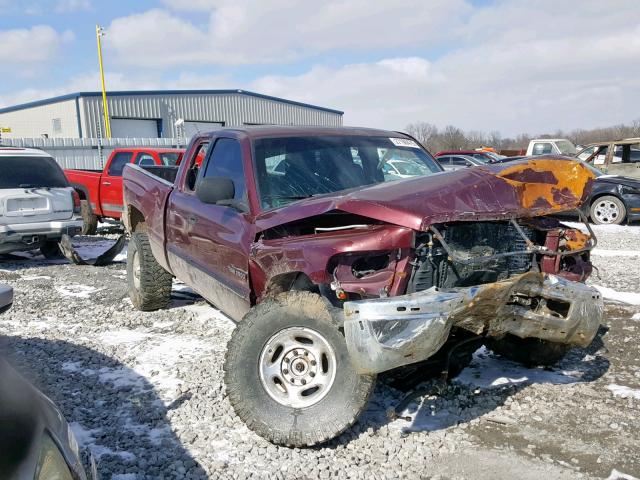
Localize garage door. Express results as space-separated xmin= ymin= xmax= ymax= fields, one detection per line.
xmin=184 ymin=121 xmax=223 ymax=138
xmin=111 ymin=118 xmax=160 ymax=138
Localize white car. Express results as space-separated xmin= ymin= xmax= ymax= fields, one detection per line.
xmin=0 ymin=147 xmax=83 ymax=258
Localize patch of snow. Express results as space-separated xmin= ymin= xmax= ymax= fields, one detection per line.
xmin=454 ymin=347 xmax=579 ymax=389
xmin=181 ymin=303 xmax=234 ymax=326
xmin=562 ymin=222 xmax=640 ymax=235
xmin=607 ymin=384 xmax=640 ymax=400
xmin=55 ymin=284 xmax=98 ymax=299
xmin=62 ymin=361 xmax=83 ymax=372
xmin=593 ymin=285 xmax=640 ymax=305
xmin=591 ymin=249 xmax=640 ymax=257
xmin=148 ymin=425 xmax=173 ymax=446
xmin=21 ymin=275 xmax=52 ymax=280
xmin=70 ymin=422 xmax=136 ymax=461
xmin=632 ymin=313 xmax=640 ymax=321
xmin=98 ymin=328 xmax=151 ymax=346
xmin=607 ymin=469 xmax=640 ymax=480
xmin=98 ymin=367 xmax=145 ymax=390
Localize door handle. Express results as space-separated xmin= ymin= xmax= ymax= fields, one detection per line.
xmin=103 ymin=181 xmax=111 ymax=186
xmin=187 ymin=215 xmax=198 ymax=225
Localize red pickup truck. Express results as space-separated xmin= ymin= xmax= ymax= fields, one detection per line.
xmin=65 ymin=148 xmax=184 ymax=234
xmin=122 ymin=126 xmax=602 ymax=447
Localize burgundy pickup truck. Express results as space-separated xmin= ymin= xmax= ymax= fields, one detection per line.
xmin=122 ymin=126 xmax=603 ymax=447
xmin=65 ymin=147 xmax=184 ymax=234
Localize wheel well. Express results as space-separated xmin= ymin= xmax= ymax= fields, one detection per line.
xmin=72 ymin=185 xmax=88 ymax=200
xmin=128 ymin=206 xmax=147 ymax=232
xmin=264 ymin=272 xmax=317 ymax=299
xmin=590 ymin=192 xmax=623 ymax=207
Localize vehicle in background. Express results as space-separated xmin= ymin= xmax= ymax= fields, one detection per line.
xmin=381 ymin=158 xmax=432 ymax=179
xmin=0 ymin=148 xmax=83 ymax=258
xmin=435 ymin=154 xmax=485 ymax=171
xmin=0 ymin=284 xmax=93 ymax=480
xmin=576 ymin=160 xmax=640 ymax=224
xmin=577 ymin=138 xmax=640 ymax=180
xmin=434 ymin=150 xmax=499 ymax=163
xmin=65 ymin=148 xmax=184 ymax=234
xmin=525 ymin=138 xmax=577 ymax=156
xmin=122 ymin=126 xmax=601 ymax=447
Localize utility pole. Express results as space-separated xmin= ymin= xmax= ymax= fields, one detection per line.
xmin=96 ymin=25 xmax=111 ymax=138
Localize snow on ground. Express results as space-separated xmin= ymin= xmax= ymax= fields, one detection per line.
xmin=593 ymin=285 xmax=640 ymax=305
xmin=55 ymin=284 xmax=98 ymax=299
xmin=607 ymin=469 xmax=640 ymax=480
xmin=454 ymin=347 xmax=579 ymax=389
xmin=607 ymin=384 xmax=640 ymax=400
xmin=592 ymin=249 xmax=640 ymax=257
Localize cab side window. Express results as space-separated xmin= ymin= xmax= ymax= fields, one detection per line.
xmin=107 ymin=152 xmax=133 ymax=176
xmin=185 ymin=142 xmax=210 ymax=191
xmin=201 ymin=138 xmax=246 ymax=201
xmin=532 ymin=143 xmax=552 ymax=155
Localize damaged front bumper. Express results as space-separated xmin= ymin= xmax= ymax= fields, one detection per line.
xmin=343 ymin=272 xmax=603 ymax=374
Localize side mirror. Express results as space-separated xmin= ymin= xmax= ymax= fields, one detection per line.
xmin=196 ymin=176 xmax=235 ymax=205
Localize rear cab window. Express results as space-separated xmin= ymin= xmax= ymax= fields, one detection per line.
xmin=107 ymin=151 xmax=133 ymax=176
xmin=200 ymin=138 xmax=246 ymax=202
xmin=0 ymin=156 xmax=68 ymax=189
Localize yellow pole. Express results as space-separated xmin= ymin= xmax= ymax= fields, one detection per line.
xmin=96 ymin=25 xmax=111 ymax=138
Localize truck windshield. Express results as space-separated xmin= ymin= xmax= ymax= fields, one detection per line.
xmin=556 ymin=140 xmax=577 ymax=156
xmin=253 ymin=135 xmax=442 ymax=209
xmin=0 ymin=156 xmax=69 ymax=189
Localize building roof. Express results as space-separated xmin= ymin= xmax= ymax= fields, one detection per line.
xmin=0 ymin=89 xmax=344 ymax=116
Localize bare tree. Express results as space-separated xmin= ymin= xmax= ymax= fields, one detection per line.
xmin=405 ymin=122 xmax=438 ymax=150
xmin=440 ymin=125 xmax=466 ymax=150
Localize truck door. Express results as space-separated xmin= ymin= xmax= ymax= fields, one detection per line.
xmin=100 ymin=150 xmax=132 ymax=218
xmin=166 ymin=138 xmax=252 ymax=321
xmin=606 ymin=143 xmax=640 ymax=180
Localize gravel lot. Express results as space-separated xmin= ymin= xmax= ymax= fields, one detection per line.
xmin=1 ymin=222 xmax=639 ymax=480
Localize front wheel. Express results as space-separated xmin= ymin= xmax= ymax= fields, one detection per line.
xmin=224 ymin=291 xmax=376 ymax=447
xmin=590 ymin=195 xmax=626 ymax=225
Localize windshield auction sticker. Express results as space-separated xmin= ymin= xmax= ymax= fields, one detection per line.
xmin=389 ymin=137 xmax=420 ymax=148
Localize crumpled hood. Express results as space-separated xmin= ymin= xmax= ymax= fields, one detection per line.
xmin=255 ymin=156 xmax=596 ymax=232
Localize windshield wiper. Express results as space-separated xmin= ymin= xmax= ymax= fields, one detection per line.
xmin=264 ymin=194 xmax=315 ymax=201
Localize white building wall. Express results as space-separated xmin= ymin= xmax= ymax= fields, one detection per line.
xmin=0 ymin=99 xmax=79 ymax=138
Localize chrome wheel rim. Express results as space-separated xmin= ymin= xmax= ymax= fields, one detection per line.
xmin=132 ymin=250 xmax=141 ymax=290
xmin=594 ymin=200 xmax=620 ymax=224
xmin=259 ymin=327 xmax=337 ymax=408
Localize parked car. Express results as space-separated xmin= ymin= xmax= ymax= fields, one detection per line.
xmin=0 ymin=148 xmax=83 ymax=258
xmin=525 ymin=138 xmax=577 ymax=156
xmin=0 ymin=284 xmax=94 ymax=480
xmin=435 ymin=154 xmax=485 ymax=171
xmin=576 ymin=138 xmax=640 ymax=180
xmin=381 ymin=158 xmax=432 ymax=179
xmin=576 ymin=161 xmax=640 ymax=224
xmin=65 ymin=148 xmax=184 ymax=234
xmin=122 ymin=126 xmax=602 ymax=447
xmin=434 ymin=150 xmax=498 ymax=163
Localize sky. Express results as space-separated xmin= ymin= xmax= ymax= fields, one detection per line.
xmin=0 ymin=0 xmax=639 ymax=136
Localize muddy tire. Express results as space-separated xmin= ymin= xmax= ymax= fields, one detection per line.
xmin=127 ymin=232 xmax=172 ymax=311
xmin=40 ymin=241 xmax=64 ymax=260
xmin=486 ymin=335 xmax=570 ymax=367
xmin=590 ymin=195 xmax=626 ymax=225
xmin=80 ymin=200 xmax=98 ymax=235
xmin=224 ymin=291 xmax=376 ymax=447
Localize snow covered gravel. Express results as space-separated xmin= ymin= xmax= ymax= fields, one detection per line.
xmin=0 ymin=223 xmax=639 ymax=480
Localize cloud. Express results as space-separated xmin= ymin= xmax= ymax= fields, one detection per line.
xmin=105 ymin=1 xmax=469 ymax=67
xmin=0 ymin=26 xmax=74 ymax=75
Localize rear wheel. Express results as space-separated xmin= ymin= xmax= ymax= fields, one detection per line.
xmin=80 ymin=200 xmax=98 ymax=235
xmin=224 ymin=291 xmax=376 ymax=447
xmin=590 ymin=195 xmax=626 ymax=225
xmin=485 ymin=335 xmax=570 ymax=367
xmin=127 ymin=232 xmax=172 ymax=311
xmin=40 ymin=241 xmax=64 ymax=260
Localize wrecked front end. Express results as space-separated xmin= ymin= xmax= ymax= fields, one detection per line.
xmin=253 ymin=157 xmax=604 ymax=375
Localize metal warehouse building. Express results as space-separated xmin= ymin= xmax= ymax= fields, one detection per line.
xmin=0 ymin=89 xmax=343 ymax=139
